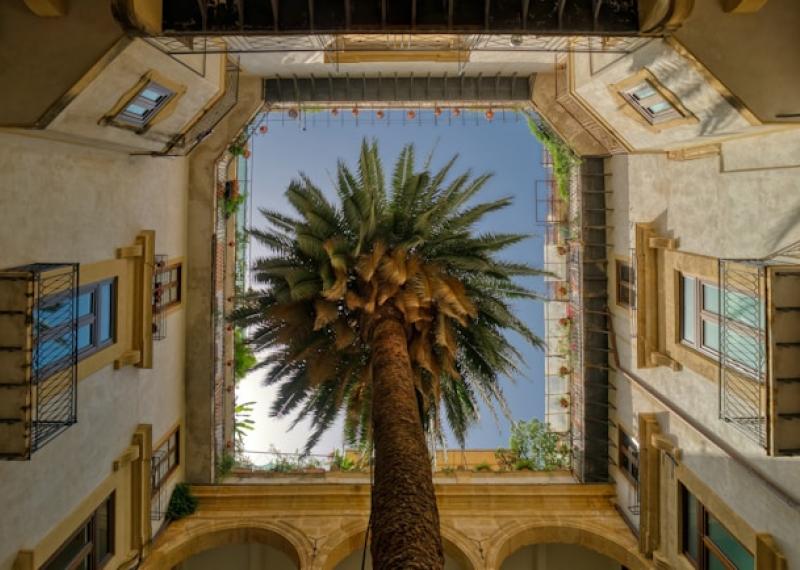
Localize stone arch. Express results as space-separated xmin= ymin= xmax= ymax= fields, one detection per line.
xmin=140 ymin=518 xmax=313 ymax=569
xmin=317 ymin=523 xmax=482 ymax=570
xmin=485 ymin=521 xmax=649 ymax=570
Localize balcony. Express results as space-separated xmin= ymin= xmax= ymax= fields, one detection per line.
xmin=719 ymin=253 xmax=800 ymax=456
xmin=0 ymin=263 xmax=79 ymax=460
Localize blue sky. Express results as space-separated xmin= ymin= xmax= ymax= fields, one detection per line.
xmin=238 ymin=108 xmax=548 ymax=456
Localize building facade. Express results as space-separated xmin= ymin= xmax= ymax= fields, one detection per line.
xmin=0 ymin=1 xmax=798 ymax=569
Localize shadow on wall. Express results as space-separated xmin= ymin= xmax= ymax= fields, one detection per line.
xmin=501 ymin=543 xmax=622 ymax=570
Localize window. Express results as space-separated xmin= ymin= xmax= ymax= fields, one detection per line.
xmin=622 ymin=80 xmax=682 ymax=124
xmin=680 ymin=274 xmax=764 ymax=372
xmin=616 ymin=260 xmax=636 ymax=308
xmin=77 ymin=279 xmax=116 ymax=358
xmin=618 ymin=428 xmax=640 ymax=487
xmin=153 ymin=262 xmax=181 ymax=312
xmin=114 ymin=81 xmax=174 ymax=129
xmin=34 ymin=279 xmax=115 ymax=374
xmin=151 ymin=427 xmax=180 ymax=519
xmin=42 ymin=493 xmax=115 ymax=570
xmin=681 ymin=485 xmax=753 ymax=570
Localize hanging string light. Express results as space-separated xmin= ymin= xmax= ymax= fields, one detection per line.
xmin=407 ymin=109 xmax=416 ymax=120
xmin=452 ymin=107 xmax=461 ymax=118
xmin=258 ymin=125 xmax=268 ymax=134
xmin=434 ymin=106 xmax=443 ymax=117
xmin=331 ymin=107 xmax=339 ymax=117
xmin=376 ymin=110 xmax=385 ymax=119
xmin=288 ymin=108 xmax=299 ymax=119
xmin=352 ymin=106 xmax=360 ymax=117
xmin=485 ymin=108 xmax=495 ymax=121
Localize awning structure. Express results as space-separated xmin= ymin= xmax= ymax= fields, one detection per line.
xmin=263 ymin=73 xmax=533 ymax=105
xmin=162 ymin=0 xmax=640 ymax=35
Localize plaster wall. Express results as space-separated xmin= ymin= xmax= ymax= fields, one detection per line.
xmin=501 ymin=543 xmax=621 ymax=570
xmin=0 ymin=131 xmax=188 ymax=569
xmin=46 ymin=39 xmax=225 ymax=153
xmin=571 ymin=40 xmax=768 ymax=151
xmin=674 ymin=0 xmax=800 ymax=124
xmin=0 ymin=0 xmax=123 ymax=126
xmin=604 ymin=128 xmax=800 ymax=565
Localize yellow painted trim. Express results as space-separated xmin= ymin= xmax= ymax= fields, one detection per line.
xmin=324 ymin=35 xmax=470 ymax=64
xmin=162 ymin=256 xmax=185 ymax=316
xmin=610 ymin=68 xmax=698 ymax=133
xmin=756 ymin=534 xmax=787 ymax=570
xmin=100 ymin=70 xmax=188 ymax=134
xmin=638 ymin=413 xmax=661 ymax=557
xmin=153 ymin=420 xmax=181 ymax=450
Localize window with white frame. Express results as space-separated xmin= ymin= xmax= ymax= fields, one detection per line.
xmin=114 ymin=81 xmax=175 ymax=129
xmin=621 ymin=80 xmax=682 ymax=124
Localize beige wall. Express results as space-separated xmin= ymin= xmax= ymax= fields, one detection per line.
xmin=605 ymin=128 xmax=800 ymax=566
xmin=45 ymin=39 xmax=225 ymax=153
xmin=570 ymin=40 xmax=779 ymax=152
xmin=0 ymin=0 xmax=124 ymax=127
xmin=675 ymin=0 xmax=800 ymax=124
xmin=0 ymin=131 xmax=188 ymax=569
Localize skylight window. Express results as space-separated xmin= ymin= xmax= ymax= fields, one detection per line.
xmin=622 ymin=80 xmax=682 ymax=124
xmin=114 ymin=81 xmax=175 ymax=130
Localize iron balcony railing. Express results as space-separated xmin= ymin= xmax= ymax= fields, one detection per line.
xmin=152 ymin=255 xmax=168 ymax=341
xmin=0 ymin=263 xmax=79 ymax=459
xmin=719 ymin=242 xmax=800 ymax=455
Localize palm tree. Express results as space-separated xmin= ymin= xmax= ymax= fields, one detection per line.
xmin=233 ymin=140 xmax=544 ymax=568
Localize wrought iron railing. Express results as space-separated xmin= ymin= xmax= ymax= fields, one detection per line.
xmin=150 ymin=447 xmax=168 ymax=520
xmin=0 ymin=263 xmax=79 ymax=459
xmin=152 ymin=255 xmax=168 ymax=341
xmin=718 ymin=260 xmax=767 ymax=447
xmin=160 ymin=60 xmax=240 ymax=156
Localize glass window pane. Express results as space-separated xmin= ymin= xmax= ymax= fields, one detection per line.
xmin=140 ymin=87 xmax=163 ymax=102
xmin=632 ymin=83 xmax=656 ymax=100
xmin=708 ymin=551 xmax=727 ymax=570
xmin=726 ymin=329 xmax=764 ymax=372
xmin=724 ymin=290 xmax=763 ymax=329
xmin=42 ymin=526 xmax=90 ymax=570
xmin=37 ymin=332 xmax=72 ymax=370
xmin=619 ymin=286 xmax=630 ymax=305
xmin=78 ymin=291 xmax=94 ymax=318
xmin=703 ymin=284 xmax=720 ymax=314
xmin=702 ymin=320 xmax=720 ymax=352
xmin=708 ymin=515 xmax=754 ymax=569
xmin=648 ymin=100 xmax=672 ymax=114
xmin=78 ymin=323 xmax=93 ymax=351
xmin=682 ymin=276 xmax=696 ymax=343
xmin=96 ymin=498 xmax=113 ymax=561
xmin=684 ymin=489 xmax=699 ymax=561
xmin=124 ymin=103 xmax=149 ymax=117
xmin=98 ymin=282 xmax=114 ymax=343
xmin=38 ymin=298 xmax=72 ymax=328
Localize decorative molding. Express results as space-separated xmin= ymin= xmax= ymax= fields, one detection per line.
xmin=651 ymin=433 xmax=682 ymax=463
xmin=114 ymin=349 xmax=141 ymax=369
xmin=756 ymin=533 xmax=787 ymax=570
xmin=648 ymin=237 xmax=678 ymax=250
xmin=117 ymin=245 xmax=144 ymax=258
xmin=638 ymin=414 xmax=662 ymax=557
xmin=667 ymin=144 xmax=721 ymax=161
xmin=650 ymin=351 xmax=682 ymax=371
xmin=639 ymin=0 xmax=696 ymax=33
xmin=113 ymin=444 xmax=141 ymax=471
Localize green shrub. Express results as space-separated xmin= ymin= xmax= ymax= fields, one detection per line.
xmin=331 ymin=449 xmax=356 ymax=472
xmin=216 ymin=451 xmax=236 ymax=480
xmin=166 ymin=483 xmax=198 ymax=521
xmin=474 ymin=461 xmax=493 ymax=472
xmin=526 ymin=115 xmax=580 ymax=201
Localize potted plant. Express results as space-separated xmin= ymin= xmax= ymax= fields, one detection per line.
xmin=559 ymin=397 xmax=570 ymax=409
xmin=559 ymin=366 xmax=572 ymax=377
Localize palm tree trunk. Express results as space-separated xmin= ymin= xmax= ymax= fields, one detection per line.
xmin=370 ymin=315 xmax=444 ymax=569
